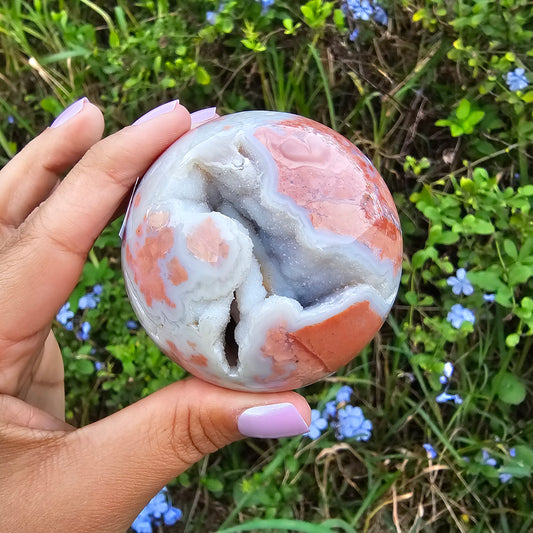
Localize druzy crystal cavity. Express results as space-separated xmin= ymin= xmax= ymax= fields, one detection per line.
xmin=122 ymin=111 xmax=402 ymax=391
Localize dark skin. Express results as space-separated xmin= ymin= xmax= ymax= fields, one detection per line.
xmin=0 ymin=101 xmax=310 ymax=532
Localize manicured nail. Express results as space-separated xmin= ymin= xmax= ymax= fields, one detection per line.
xmin=51 ymin=97 xmax=87 ymax=128
xmin=237 ymin=403 xmax=309 ymax=438
xmin=133 ymin=99 xmax=180 ymax=125
xmin=190 ymin=107 xmax=218 ymax=128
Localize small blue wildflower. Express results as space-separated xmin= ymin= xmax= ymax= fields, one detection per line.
xmin=505 ymin=68 xmax=528 ymax=91
xmin=206 ymin=10 xmax=217 ymax=24
xmin=481 ymin=449 xmax=497 ymax=467
xmin=373 ymin=5 xmax=388 ymax=25
xmin=439 ymin=362 xmax=454 ymax=384
xmin=92 ymin=284 xmax=103 ymax=295
xmin=324 ymin=400 xmax=337 ymax=418
xmin=510 ymin=447 xmax=516 ymax=457
xmin=349 ymin=28 xmax=359 ymax=41
xmin=78 ymin=321 xmax=91 ymax=341
xmin=447 ymin=304 xmax=475 ymax=329
xmin=336 ymin=385 xmax=353 ymax=404
xmin=131 ymin=487 xmax=182 ymax=533
xmin=258 ymin=0 xmax=274 ymax=13
xmin=423 ymin=443 xmax=437 ymax=459
xmin=436 ymin=392 xmax=463 ymax=404
xmin=56 ymin=302 xmax=74 ymax=326
xmin=94 ymin=361 xmax=105 ymax=371
xmin=8 ymin=115 xmax=15 ymax=124
xmin=447 ymin=268 xmax=474 ymax=296
xmin=499 ymin=472 xmax=512 ymax=483
xmin=127 ymin=320 xmax=139 ymax=330
xmin=305 ymin=409 xmax=328 ymax=439
xmin=483 ymin=293 xmax=495 ymax=302
xmin=345 ymin=0 xmax=374 ymax=21
xmin=79 ymin=293 xmax=99 ymax=310
xmin=336 ymin=405 xmax=372 ymax=441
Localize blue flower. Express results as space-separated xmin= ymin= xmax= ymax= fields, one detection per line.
xmin=258 ymin=0 xmax=274 ymax=13
xmin=436 ymin=392 xmax=463 ymax=404
xmin=336 ymin=405 xmax=372 ymax=441
xmin=56 ymin=302 xmax=74 ymax=327
xmin=423 ymin=443 xmax=437 ymax=459
xmin=324 ymin=400 xmax=337 ymax=418
xmin=92 ymin=284 xmax=103 ymax=295
xmin=94 ymin=361 xmax=105 ymax=371
xmin=447 ymin=268 xmax=474 ymax=296
xmin=373 ymin=5 xmax=388 ymax=25
xmin=78 ymin=321 xmax=91 ymax=341
xmin=345 ymin=0 xmax=374 ymax=21
xmin=79 ymin=293 xmax=99 ymax=310
xmin=483 ymin=293 xmax=495 ymax=302
xmin=305 ymin=409 xmax=328 ymax=439
xmin=336 ymin=385 xmax=353 ymax=403
xmin=481 ymin=449 xmax=497 ymax=467
xmin=505 ymin=68 xmax=528 ymax=91
xmin=349 ymin=28 xmax=359 ymax=41
xmin=131 ymin=487 xmax=182 ymax=532
xmin=8 ymin=115 xmax=15 ymax=124
xmin=510 ymin=447 xmax=516 ymax=457
xmin=447 ymin=304 xmax=475 ymax=329
xmin=499 ymin=472 xmax=512 ymax=483
xmin=206 ymin=10 xmax=217 ymax=24
xmin=126 ymin=320 xmax=139 ymax=330
xmin=439 ymin=362 xmax=454 ymax=384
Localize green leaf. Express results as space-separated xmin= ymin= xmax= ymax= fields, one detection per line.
xmin=450 ymin=123 xmax=464 ymax=137
xmin=75 ymin=358 xmax=95 ymax=375
xmin=468 ymin=270 xmax=503 ymax=291
xmin=201 ymin=477 xmax=224 ymax=493
xmin=521 ymin=297 xmax=533 ymax=311
xmin=456 ymin=99 xmax=471 ymax=120
xmin=508 ymin=263 xmax=531 ymax=285
xmin=514 ymin=445 xmax=533 ymax=467
xmin=333 ymin=9 xmax=345 ymax=30
xmin=405 ymin=291 xmax=417 ymax=305
xmin=505 ymin=333 xmax=520 ymax=347
xmin=503 ymin=239 xmax=518 ymax=260
xmin=494 ymin=373 xmax=526 ymax=405
xmin=465 ymin=110 xmax=485 ymax=127
xmin=40 ymin=96 xmax=64 ymax=117
xmin=436 ymin=231 xmax=460 ymax=245
xmin=195 ymin=66 xmax=211 ymax=85
xmin=108 ymin=30 xmax=120 ymax=48
xmin=461 ymin=215 xmax=495 ymax=234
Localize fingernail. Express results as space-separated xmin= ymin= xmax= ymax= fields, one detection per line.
xmin=190 ymin=106 xmax=218 ymax=128
xmin=133 ymin=99 xmax=180 ymax=126
xmin=51 ymin=97 xmax=87 ymax=128
xmin=237 ymin=403 xmax=309 ymax=438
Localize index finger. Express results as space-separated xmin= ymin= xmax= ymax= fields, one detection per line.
xmin=0 ymin=101 xmax=191 ymax=340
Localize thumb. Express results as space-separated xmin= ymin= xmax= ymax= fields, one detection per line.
xmin=28 ymin=377 xmax=310 ymax=532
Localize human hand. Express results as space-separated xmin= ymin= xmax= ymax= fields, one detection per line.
xmin=0 ymin=99 xmax=311 ymax=532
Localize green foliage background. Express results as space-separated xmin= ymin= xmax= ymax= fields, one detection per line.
xmin=1 ymin=0 xmax=532 ymax=531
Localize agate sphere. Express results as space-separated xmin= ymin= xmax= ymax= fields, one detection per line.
xmin=121 ymin=111 xmax=402 ymax=391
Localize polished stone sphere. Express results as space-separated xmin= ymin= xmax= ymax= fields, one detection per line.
xmin=122 ymin=111 xmax=402 ymax=391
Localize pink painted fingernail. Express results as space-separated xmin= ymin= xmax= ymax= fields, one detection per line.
xmin=190 ymin=107 xmax=219 ymax=128
xmin=133 ymin=99 xmax=180 ymax=125
xmin=51 ymin=97 xmax=87 ymax=128
xmin=237 ymin=403 xmax=309 ymax=438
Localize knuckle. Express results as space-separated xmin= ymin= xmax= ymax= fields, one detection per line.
xmin=77 ymin=136 xmax=135 ymax=191
xmin=26 ymin=208 xmax=87 ymax=260
xmin=167 ymin=402 xmax=227 ymax=466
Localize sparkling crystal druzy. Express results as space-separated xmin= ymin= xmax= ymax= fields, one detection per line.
xmin=122 ymin=111 xmax=402 ymax=391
